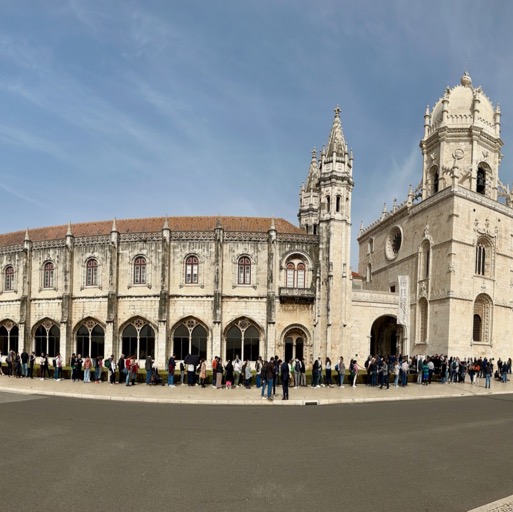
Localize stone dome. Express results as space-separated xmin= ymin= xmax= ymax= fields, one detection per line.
xmin=430 ymin=73 xmax=496 ymax=132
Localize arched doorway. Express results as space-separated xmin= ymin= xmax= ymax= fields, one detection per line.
xmin=369 ymin=316 xmax=403 ymax=356
xmin=282 ymin=326 xmax=307 ymax=362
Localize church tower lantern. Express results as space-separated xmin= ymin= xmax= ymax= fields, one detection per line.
xmin=420 ymin=72 xmax=503 ymax=201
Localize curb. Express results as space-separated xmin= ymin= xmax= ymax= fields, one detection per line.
xmin=1 ymin=383 xmax=511 ymax=406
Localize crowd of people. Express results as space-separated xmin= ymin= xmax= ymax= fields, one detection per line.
xmin=0 ymin=350 xmax=511 ymax=398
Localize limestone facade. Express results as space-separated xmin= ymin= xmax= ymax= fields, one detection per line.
xmin=0 ymin=72 xmax=511 ymax=366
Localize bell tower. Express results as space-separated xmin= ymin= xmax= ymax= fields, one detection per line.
xmin=316 ymin=106 xmax=354 ymax=358
xmin=420 ymin=72 xmax=503 ymax=201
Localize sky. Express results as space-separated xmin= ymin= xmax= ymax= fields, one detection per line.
xmin=0 ymin=0 xmax=512 ymax=267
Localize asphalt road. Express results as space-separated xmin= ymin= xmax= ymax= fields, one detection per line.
xmin=1 ymin=393 xmax=513 ymax=512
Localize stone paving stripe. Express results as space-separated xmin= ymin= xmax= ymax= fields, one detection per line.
xmin=468 ymin=495 xmax=513 ymax=511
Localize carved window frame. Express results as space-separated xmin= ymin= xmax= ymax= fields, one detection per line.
xmin=3 ymin=264 xmax=15 ymax=293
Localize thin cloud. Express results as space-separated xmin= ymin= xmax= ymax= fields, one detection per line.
xmin=0 ymin=182 xmax=45 ymax=207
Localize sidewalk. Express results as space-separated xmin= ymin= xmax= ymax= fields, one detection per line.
xmin=0 ymin=375 xmax=511 ymax=405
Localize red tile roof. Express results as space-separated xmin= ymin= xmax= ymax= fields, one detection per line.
xmin=0 ymin=216 xmax=306 ymax=249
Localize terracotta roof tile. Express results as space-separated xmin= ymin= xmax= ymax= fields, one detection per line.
xmin=0 ymin=216 xmax=306 ymax=249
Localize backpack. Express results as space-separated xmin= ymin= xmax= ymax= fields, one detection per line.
xmin=295 ymin=361 xmax=301 ymax=372
xmin=104 ymin=359 xmax=111 ymax=369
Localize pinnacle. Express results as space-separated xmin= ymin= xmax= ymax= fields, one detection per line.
xmin=326 ymin=105 xmax=346 ymax=157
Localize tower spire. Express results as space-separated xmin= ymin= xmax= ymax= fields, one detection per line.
xmin=325 ymin=105 xmax=346 ymax=159
xmin=305 ymin=147 xmax=319 ymax=191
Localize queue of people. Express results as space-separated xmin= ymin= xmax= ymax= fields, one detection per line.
xmin=1 ymin=351 xmax=510 ymax=395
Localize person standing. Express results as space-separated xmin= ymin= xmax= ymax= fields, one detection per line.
xmin=130 ymin=357 xmax=138 ymax=385
xmin=233 ymin=355 xmax=242 ymax=387
xmin=54 ymin=353 xmax=62 ymax=381
xmin=28 ymin=351 xmax=35 ymax=379
xmin=380 ymin=358 xmax=390 ymax=389
xmin=108 ymin=356 xmax=117 ymax=384
xmin=351 ymin=359 xmax=359 ymax=388
xmin=118 ymin=354 xmax=125 ymax=385
xmin=167 ymin=355 xmax=176 ymax=387
xmin=337 ymin=356 xmax=346 ymax=388
xmin=244 ymin=360 xmax=252 ymax=388
xmin=199 ymin=359 xmax=207 ymax=388
xmin=281 ymin=359 xmax=290 ymax=400
xmin=145 ymin=354 xmax=153 ymax=385
xmin=21 ymin=349 xmax=29 ymax=378
xmin=40 ymin=353 xmax=48 ymax=380
xmin=265 ymin=357 xmax=275 ymax=401
xmin=484 ymin=361 xmax=493 ymax=389
xmin=225 ymin=360 xmax=234 ymax=388
xmin=95 ymin=356 xmax=103 ymax=383
xmin=76 ymin=354 xmax=83 ymax=381
xmin=70 ymin=353 xmax=77 ymax=382
xmin=294 ymin=358 xmax=301 ymax=388
xmin=216 ymin=359 xmax=224 ymax=388
xmin=401 ymin=358 xmax=409 ymax=387
xmin=83 ymin=356 xmax=92 ymax=383
xmin=255 ymin=356 xmax=263 ymax=388
xmin=325 ymin=357 xmax=333 ymax=388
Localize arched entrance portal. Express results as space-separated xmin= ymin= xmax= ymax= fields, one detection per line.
xmin=370 ymin=316 xmax=403 ymax=356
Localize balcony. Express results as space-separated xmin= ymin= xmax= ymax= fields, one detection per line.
xmin=279 ymin=287 xmax=315 ymax=304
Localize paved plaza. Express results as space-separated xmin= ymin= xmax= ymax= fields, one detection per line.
xmin=0 ymin=372 xmax=511 ymax=405
xmin=1 ymin=385 xmax=513 ymax=512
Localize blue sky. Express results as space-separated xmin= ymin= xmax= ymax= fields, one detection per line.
xmin=0 ymin=1 xmax=512 ymax=267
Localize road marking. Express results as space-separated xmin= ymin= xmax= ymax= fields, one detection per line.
xmin=468 ymin=495 xmax=513 ymax=511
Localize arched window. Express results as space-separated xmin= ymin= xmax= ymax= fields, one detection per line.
xmin=285 ymin=258 xmax=308 ymax=289
xmin=225 ymin=320 xmax=260 ymax=362
xmin=297 ymin=263 xmax=306 ymax=288
xmin=86 ymin=259 xmax=98 ymax=287
xmin=35 ymin=323 xmax=60 ymax=356
xmin=172 ymin=320 xmax=208 ymax=361
xmin=4 ymin=265 xmax=14 ymax=291
xmin=418 ymin=298 xmax=428 ymax=343
xmin=133 ymin=257 xmax=146 ymax=285
xmin=286 ymin=263 xmax=295 ymax=288
xmin=43 ymin=262 xmax=54 ymax=289
xmin=473 ymin=314 xmax=482 ymax=342
xmin=283 ymin=329 xmax=306 ymax=361
xmin=226 ymin=325 xmax=242 ymax=362
xmin=243 ymin=325 xmax=259 ymax=361
xmin=475 ymin=243 xmax=486 ymax=276
xmin=476 ymin=167 xmax=486 ymax=195
xmin=76 ymin=322 xmax=105 ymax=358
xmin=473 ymin=294 xmax=492 ymax=344
xmin=185 ymin=256 xmax=199 ymax=284
xmin=420 ymin=240 xmax=430 ymax=279
xmin=238 ymin=257 xmax=251 ymax=285
xmin=0 ymin=324 xmax=18 ymax=353
xmin=121 ymin=322 xmax=155 ymax=360
xmin=326 ymin=195 xmax=331 ymax=213
xmin=336 ymin=195 xmax=341 ymax=213
xmin=429 ymin=166 xmax=439 ymax=195
xmin=366 ymin=263 xmax=372 ymax=283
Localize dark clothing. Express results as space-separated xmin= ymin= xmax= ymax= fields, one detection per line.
xmin=118 ymin=358 xmax=125 ymax=384
xmin=225 ymin=362 xmax=234 ymax=384
xmin=281 ymin=362 xmax=290 ymax=399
